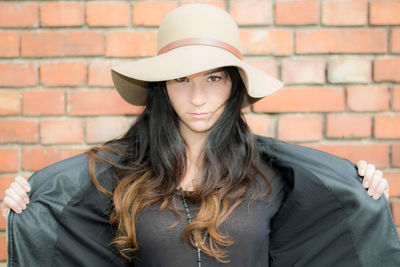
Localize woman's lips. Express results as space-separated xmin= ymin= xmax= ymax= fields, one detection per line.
xmin=189 ymin=112 xmax=209 ymax=118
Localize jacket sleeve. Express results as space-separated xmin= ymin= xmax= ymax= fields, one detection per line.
xmin=258 ymin=137 xmax=400 ymax=267
xmin=6 ymin=154 xmax=129 ymax=267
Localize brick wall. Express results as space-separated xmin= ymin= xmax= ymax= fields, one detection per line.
xmin=0 ymin=0 xmax=399 ymax=264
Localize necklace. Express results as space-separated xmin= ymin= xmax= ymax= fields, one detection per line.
xmin=179 ymin=187 xmax=208 ymax=267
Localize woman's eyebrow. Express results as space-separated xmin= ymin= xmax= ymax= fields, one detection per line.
xmin=203 ymin=68 xmax=224 ymax=75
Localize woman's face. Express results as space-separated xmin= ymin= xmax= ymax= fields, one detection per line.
xmin=166 ymin=68 xmax=232 ymax=136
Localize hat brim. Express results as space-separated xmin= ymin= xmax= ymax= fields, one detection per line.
xmin=111 ymin=45 xmax=283 ymax=106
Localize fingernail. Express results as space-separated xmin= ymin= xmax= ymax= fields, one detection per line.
xmin=373 ymin=193 xmax=380 ymax=200
xmin=25 ymin=185 xmax=31 ymax=191
xmin=16 ymin=208 xmax=21 ymax=214
xmin=24 ymin=197 xmax=29 ymax=204
xmin=368 ymin=189 xmax=374 ymax=196
xmin=359 ymin=169 xmax=365 ymax=176
xmin=21 ymin=203 xmax=26 ymax=210
xmin=363 ymin=181 xmax=369 ymax=188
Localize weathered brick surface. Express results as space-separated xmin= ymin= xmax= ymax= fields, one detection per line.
xmin=0 ymin=120 xmax=38 ymax=143
xmin=347 ymin=86 xmax=389 ymax=111
xmin=275 ymin=0 xmax=318 ymax=25
xmin=22 ymin=90 xmax=65 ymax=116
xmin=40 ymin=1 xmax=84 ymax=27
xmin=278 ymin=115 xmax=322 ymax=142
xmin=328 ymin=58 xmax=371 ymax=83
xmin=0 ymin=64 xmax=37 ymax=87
xmin=326 ymin=114 xmax=372 ymax=138
xmin=282 ymin=59 xmax=325 ymax=84
xmin=244 ymin=115 xmax=271 ymax=137
xmin=230 ymin=1 xmax=272 ymax=25
xmin=132 ymin=1 xmax=177 ymax=26
xmin=87 ymin=1 xmax=130 ymax=27
xmin=0 ymin=2 xmax=38 ymax=28
xmin=322 ymin=0 xmax=367 ymax=26
xmin=253 ymin=87 xmax=345 ymax=113
xmin=0 ymin=91 xmax=19 ymax=115
xmin=374 ymin=114 xmax=400 ymax=139
xmin=0 ymin=32 xmax=19 ymax=57
xmin=370 ymin=0 xmax=400 ymax=25
xmin=374 ymin=58 xmax=400 ymax=82
xmin=296 ymin=29 xmax=387 ymax=54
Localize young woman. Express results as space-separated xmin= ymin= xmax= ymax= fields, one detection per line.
xmin=3 ymin=4 xmax=399 ymax=267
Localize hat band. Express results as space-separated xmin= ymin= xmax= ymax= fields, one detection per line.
xmin=157 ymin=37 xmax=243 ymax=59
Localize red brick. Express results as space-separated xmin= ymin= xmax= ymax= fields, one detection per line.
xmin=41 ymin=119 xmax=84 ymax=144
xmin=384 ymin=171 xmax=400 ymax=197
xmin=0 ymin=64 xmax=37 ymax=87
xmin=328 ymin=58 xmax=371 ymax=83
xmin=240 ymin=29 xmax=293 ymax=56
xmin=40 ymin=1 xmax=84 ymax=27
xmin=40 ymin=62 xmax=86 ymax=86
xmin=230 ymin=0 xmax=272 ymax=25
xmin=21 ymin=32 xmax=64 ymax=57
xmin=244 ymin=58 xmax=277 ymax=78
xmin=296 ymin=29 xmax=387 ymax=54
xmin=374 ymin=58 xmax=400 ymax=82
xmin=278 ymin=115 xmax=322 ymax=142
xmin=347 ymin=85 xmax=389 ymax=111
xmin=67 ymin=90 xmax=144 ymax=116
xmin=393 ymin=87 xmax=400 ymax=110
xmin=0 ymin=149 xmax=18 ymax=172
xmin=306 ymin=144 xmax=390 ymax=168
xmin=21 ymin=32 xmax=104 ymax=57
xmin=22 ymin=90 xmax=65 ymax=116
xmin=0 ymin=176 xmax=14 ymax=200
xmin=181 ymin=1 xmax=224 ymax=9
xmin=133 ymin=1 xmax=177 ymax=26
xmin=392 ymin=199 xmax=400 ymax=225
xmin=86 ymin=117 xmax=130 ymax=143
xmin=392 ymin=29 xmax=400 ymax=53
xmin=0 ymin=120 xmax=38 ymax=143
xmin=0 ymin=91 xmax=19 ymax=115
xmin=322 ymin=0 xmax=367 ymax=26
xmin=393 ymin=144 xmax=400 ymax=167
xmin=88 ymin=61 xmax=122 ymax=87
xmin=64 ymin=31 xmax=105 ymax=56
xmin=0 ymin=235 xmax=6 ymax=260
xmin=22 ymin=147 xmax=85 ymax=171
xmin=281 ymin=59 xmax=325 ymax=84
xmin=0 ymin=2 xmax=38 ymax=27
xmin=0 ymin=216 xmax=5 ymax=231
xmin=0 ymin=32 xmax=19 ymax=57
xmin=253 ymin=87 xmax=345 ymax=113
xmin=370 ymin=1 xmax=400 ymax=25
xmin=326 ymin=114 xmax=371 ymax=138
xmin=87 ymin=1 xmax=129 ymax=27
xmin=374 ymin=114 xmax=400 ymax=139
xmin=244 ymin=115 xmax=271 ymax=137
xmin=275 ymin=0 xmax=319 ymax=25
xmin=105 ymin=32 xmax=157 ymax=57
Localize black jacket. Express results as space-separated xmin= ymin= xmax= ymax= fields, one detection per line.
xmin=7 ymin=137 xmax=400 ymax=266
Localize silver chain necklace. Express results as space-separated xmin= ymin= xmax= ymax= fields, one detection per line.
xmin=179 ymin=188 xmax=208 ymax=267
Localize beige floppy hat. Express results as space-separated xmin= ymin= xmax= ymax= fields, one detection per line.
xmin=111 ymin=4 xmax=283 ymax=106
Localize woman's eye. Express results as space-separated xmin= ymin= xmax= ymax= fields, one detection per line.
xmin=175 ymin=77 xmax=188 ymax=82
xmin=208 ymin=76 xmax=221 ymax=82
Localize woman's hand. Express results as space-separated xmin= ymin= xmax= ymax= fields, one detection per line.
xmin=1 ymin=176 xmax=31 ymax=218
xmin=357 ymin=160 xmax=389 ymax=200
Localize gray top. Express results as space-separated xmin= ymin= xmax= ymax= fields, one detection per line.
xmin=133 ymin=165 xmax=284 ymax=267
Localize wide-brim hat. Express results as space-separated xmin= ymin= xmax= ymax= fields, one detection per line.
xmin=111 ymin=4 xmax=283 ymax=107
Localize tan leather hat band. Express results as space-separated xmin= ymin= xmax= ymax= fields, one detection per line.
xmin=157 ymin=37 xmax=243 ymax=59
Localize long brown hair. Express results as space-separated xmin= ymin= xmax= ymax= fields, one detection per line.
xmin=86 ymin=67 xmax=271 ymax=263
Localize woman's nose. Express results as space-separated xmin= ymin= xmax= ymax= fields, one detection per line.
xmin=190 ymin=81 xmax=206 ymax=106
